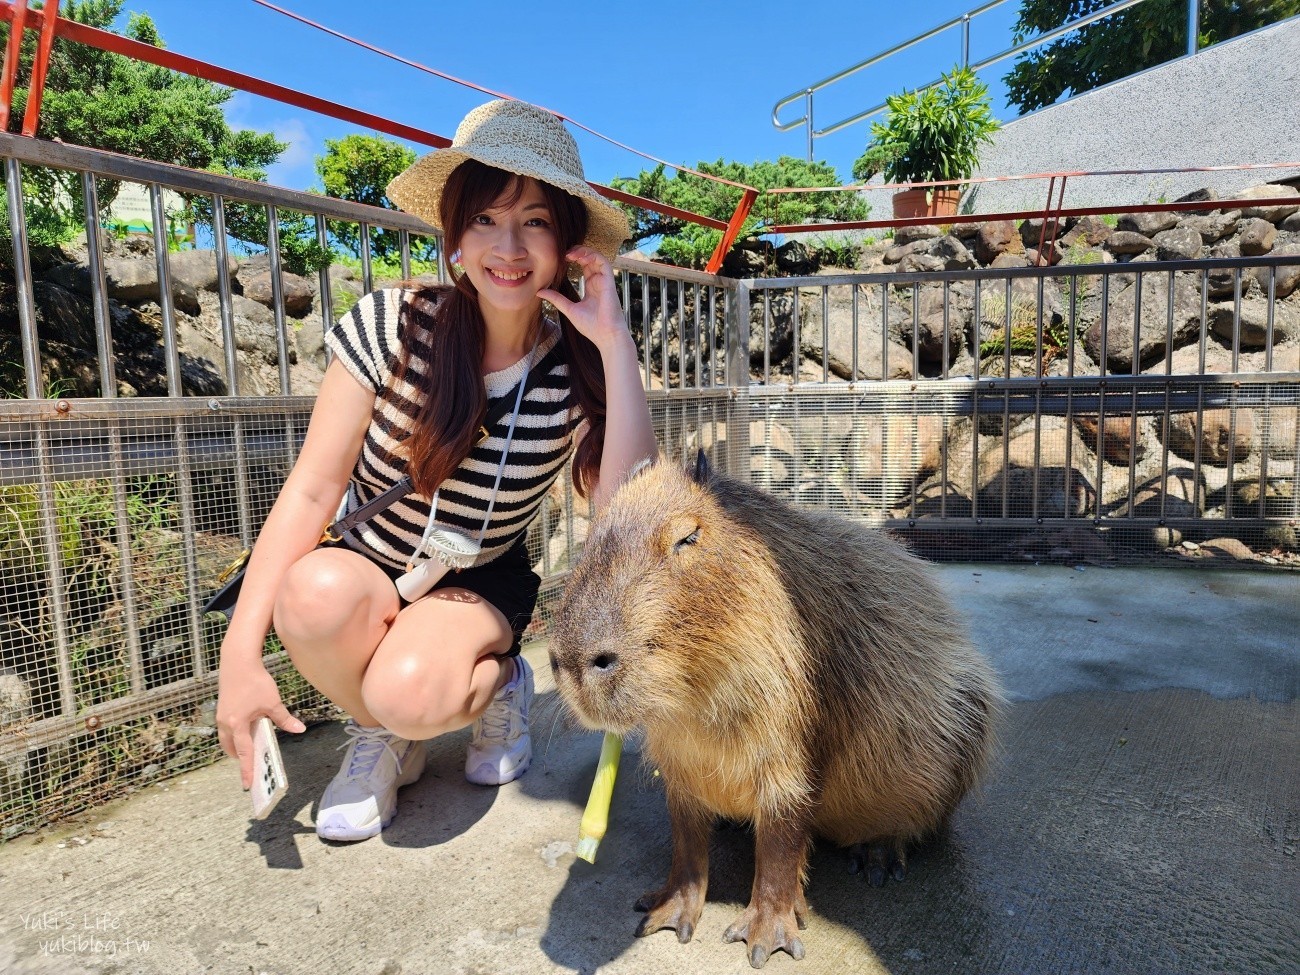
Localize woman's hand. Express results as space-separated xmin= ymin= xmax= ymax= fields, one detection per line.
xmin=216 ymin=660 xmax=305 ymax=790
xmin=538 ymin=246 xmax=632 ymax=356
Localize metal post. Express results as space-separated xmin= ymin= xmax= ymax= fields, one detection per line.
xmin=5 ymin=158 xmax=40 ymax=398
xmin=150 ymin=182 xmax=182 ymax=395
xmin=1187 ymin=0 xmax=1199 ymax=56
xmin=962 ymin=13 xmax=972 ymax=66
xmin=725 ymin=280 xmax=752 ymax=478
xmin=805 ymin=89 xmax=815 ymax=162
xmin=80 ymin=173 xmax=115 ymax=396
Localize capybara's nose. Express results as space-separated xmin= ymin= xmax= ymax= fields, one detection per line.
xmin=587 ymin=651 xmax=619 ymax=676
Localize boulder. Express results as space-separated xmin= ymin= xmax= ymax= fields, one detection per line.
xmin=1153 ymin=226 xmax=1203 ymax=261
xmin=893 ymin=224 xmax=942 ymax=247
xmin=974 ymin=419 xmax=1095 ymax=518
xmin=843 ymin=412 xmax=946 ymax=504
xmin=1182 ymin=211 xmax=1239 ymax=244
xmin=1208 ymin=296 xmax=1300 ymax=349
xmin=1103 ymin=231 xmax=1154 ymax=256
xmin=1160 ymin=401 xmax=1254 ymax=466
xmin=775 ymin=240 xmax=817 ymax=276
xmin=1084 ymin=277 xmax=1201 ymax=373
xmin=1237 ymin=183 xmax=1300 ymax=224
xmin=168 ymin=249 xmax=239 ymax=293
xmin=1171 ymin=187 xmax=1219 ymax=215
xmin=1251 ymin=243 xmax=1300 ymax=298
xmin=974 ymin=221 xmax=1023 ymax=265
xmin=1058 ymin=215 xmax=1112 ymax=250
xmin=1207 ymin=240 xmax=1245 ymax=298
xmin=929 ymin=235 xmax=977 ymax=271
xmin=236 ymin=256 xmax=317 ymax=318
xmin=1117 ymin=211 xmax=1179 ymax=236
xmin=1237 ymin=218 xmax=1278 ymax=256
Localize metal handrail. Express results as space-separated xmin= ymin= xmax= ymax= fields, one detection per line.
xmin=772 ymin=0 xmax=1198 ymax=160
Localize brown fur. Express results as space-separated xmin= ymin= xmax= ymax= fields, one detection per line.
xmin=550 ymin=455 xmax=1004 ymax=966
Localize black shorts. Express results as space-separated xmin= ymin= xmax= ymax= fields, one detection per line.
xmin=329 ymin=539 xmax=540 ymax=658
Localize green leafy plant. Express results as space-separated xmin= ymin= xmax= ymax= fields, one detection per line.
xmin=854 ymin=65 xmax=1000 ymax=190
xmin=611 ymin=157 xmax=869 ymax=270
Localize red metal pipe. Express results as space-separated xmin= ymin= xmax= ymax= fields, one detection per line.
xmin=0 ymin=0 xmax=27 ymax=132
xmin=1043 ymin=175 xmax=1068 ymax=264
xmin=592 ymin=183 xmax=729 ymax=231
xmin=49 ymin=15 xmax=450 ymax=149
xmin=704 ymin=188 xmax=758 ymax=275
xmin=19 ymin=0 xmax=55 ymax=136
xmin=1035 ymin=176 xmax=1057 ymax=267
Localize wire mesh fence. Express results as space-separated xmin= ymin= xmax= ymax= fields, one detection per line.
xmin=1 ymin=133 xmax=1297 ymax=837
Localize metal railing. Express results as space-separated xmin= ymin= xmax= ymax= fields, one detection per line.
xmin=2 ymin=131 xmax=1298 ymax=838
xmin=772 ymin=0 xmax=1203 ymax=161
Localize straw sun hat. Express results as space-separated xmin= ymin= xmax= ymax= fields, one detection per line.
xmin=387 ymin=99 xmax=629 ymax=262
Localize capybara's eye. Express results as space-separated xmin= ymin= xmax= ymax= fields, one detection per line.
xmin=674 ymin=529 xmax=700 ymax=551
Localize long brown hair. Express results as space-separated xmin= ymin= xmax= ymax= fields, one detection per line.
xmin=391 ymin=159 xmax=608 ymax=498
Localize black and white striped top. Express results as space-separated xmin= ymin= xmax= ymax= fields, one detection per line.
xmin=324 ymin=288 xmax=580 ymax=570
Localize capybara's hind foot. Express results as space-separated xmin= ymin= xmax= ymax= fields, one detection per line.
xmin=848 ymin=840 xmax=908 ymax=887
xmin=723 ymin=903 xmax=806 ymax=969
xmin=634 ymin=882 xmax=705 ymax=944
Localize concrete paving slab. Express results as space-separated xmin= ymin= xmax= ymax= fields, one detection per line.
xmin=0 ymin=564 xmax=1296 ymax=975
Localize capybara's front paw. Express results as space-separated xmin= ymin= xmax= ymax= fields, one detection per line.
xmin=723 ymin=904 xmax=806 ymax=968
xmin=634 ymin=881 xmax=705 ymax=944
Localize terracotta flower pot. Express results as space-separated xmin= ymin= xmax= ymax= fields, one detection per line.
xmin=892 ymin=188 xmax=961 ymax=220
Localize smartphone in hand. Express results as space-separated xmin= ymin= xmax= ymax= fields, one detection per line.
xmin=250 ymin=716 xmax=288 ymax=820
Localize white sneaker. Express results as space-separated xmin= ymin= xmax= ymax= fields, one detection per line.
xmin=315 ymin=720 xmax=426 ymax=841
xmin=465 ymin=656 xmax=533 ymax=785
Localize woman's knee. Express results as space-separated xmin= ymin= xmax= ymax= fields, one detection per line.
xmin=361 ymin=652 xmax=491 ymax=740
xmin=273 ymin=549 xmax=383 ymax=642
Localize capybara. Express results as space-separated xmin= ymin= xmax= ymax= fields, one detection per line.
xmin=550 ymin=452 xmax=1003 ymax=968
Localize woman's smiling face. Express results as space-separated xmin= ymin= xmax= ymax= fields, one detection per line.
xmin=457 ymin=176 xmax=561 ymax=317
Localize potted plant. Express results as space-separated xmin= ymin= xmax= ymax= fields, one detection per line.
xmin=853 ymin=65 xmax=1000 ymax=220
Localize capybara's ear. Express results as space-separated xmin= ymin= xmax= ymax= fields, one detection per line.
xmin=691 ymin=449 xmax=713 ymax=485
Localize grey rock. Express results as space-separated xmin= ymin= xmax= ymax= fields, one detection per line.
xmin=1084 ymin=278 xmax=1201 ymax=372
xmin=1182 ymin=211 xmax=1239 ymax=244
xmin=1237 ymin=218 xmax=1278 ymax=256
xmin=775 ymin=240 xmax=817 ymax=275
xmin=1117 ymin=211 xmax=1179 ymax=236
xmin=893 ymin=224 xmax=942 ymax=246
xmin=1238 ymin=183 xmax=1300 ymax=223
xmin=236 ymin=256 xmax=317 ymax=318
xmin=1172 ymin=187 xmax=1219 ymax=215
xmin=1019 ymin=218 xmax=1058 ymax=249
xmin=1207 ymin=240 xmax=1244 ymax=298
xmin=1104 ymin=231 xmax=1154 ymax=256
xmin=33 ymin=281 xmax=98 ymax=347
xmin=929 ymin=235 xmax=976 ymax=270
xmin=1059 ymin=215 xmax=1112 ymax=250
xmin=167 ymin=249 xmax=238 ymax=293
xmin=1251 ymin=243 xmax=1300 ymax=298
xmin=1281 ymin=211 xmax=1300 ymax=233
xmin=1153 ymin=226 xmax=1203 ymax=261
xmin=974 ymin=220 xmax=1023 ymax=265
xmin=883 ymin=239 xmax=931 ymax=264
xmin=990 ymin=252 xmax=1030 ymax=269
xmin=1208 ymin=297 xmax=1300 ymax=349
xmin=898 ymin=252 xmax=947 ymax=274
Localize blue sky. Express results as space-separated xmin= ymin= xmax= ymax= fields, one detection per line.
xmin=116 ymin=1 xmax=1025 ymax=192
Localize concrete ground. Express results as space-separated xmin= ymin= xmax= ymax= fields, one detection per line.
xmin=0 ymin=563 xmax=1296 ymax=975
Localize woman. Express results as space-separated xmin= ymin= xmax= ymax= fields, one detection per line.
xmin=215 ymin=99 xmax=656 ymax=842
